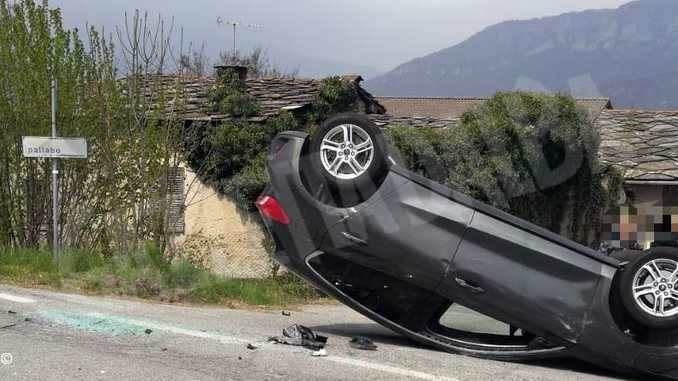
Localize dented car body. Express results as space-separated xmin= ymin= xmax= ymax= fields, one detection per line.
xmin=258 ymin=129 xmax=678 ymax=379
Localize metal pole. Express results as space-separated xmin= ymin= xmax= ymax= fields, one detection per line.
xmin=51 ymin=79 xmax=59 ymax=263
xmin=233 ymin=23 xmax=236 ymax=53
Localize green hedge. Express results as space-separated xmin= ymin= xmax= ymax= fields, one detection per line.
xmin=386 ymin=92 xmax=622 ymax=247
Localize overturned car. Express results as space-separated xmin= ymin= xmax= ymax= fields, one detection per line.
xmin=257 ymin=113 xmax=678 ymax=379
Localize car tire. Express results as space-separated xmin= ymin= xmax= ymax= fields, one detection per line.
xmin=308 ymin=113 xmax=389 ymax=204
xmin=619 ymin=247 xmax=678 ymax=329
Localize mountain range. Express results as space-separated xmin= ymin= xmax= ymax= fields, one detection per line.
xmin=365 ymin=0 xmax=678 ymax=109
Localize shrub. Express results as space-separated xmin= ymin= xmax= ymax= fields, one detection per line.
xmin=0 ymin=247 xmax=61 ymax=286
xmin=164 ymin=260 xmax=206 ymax=288
xmin=144 ymin=241 xmax=169 ymax=271
xmin=223 ymin=153 xmax=270 ymax=208
xmin=308 ymin=76 xmax=358 ymax=123
xmin=188 ymin=275 xmax=321 ymax=305
xmin=186 ymin=77 xmax=356 ymax=210
xmin=184 ymin=111 xmax=301 ymax=210
xmin=58 ymin=250 xmax=105 ymax=274
xmin=386 ymin=92 xmax=622 ymax=247
xmin=208 ymin=69 xmax=261 ymax=117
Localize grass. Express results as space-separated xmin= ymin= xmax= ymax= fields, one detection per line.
xmin=0 ymin=245 xmax=322 ymax=307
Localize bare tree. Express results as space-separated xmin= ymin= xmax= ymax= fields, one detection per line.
xmin=113 ymin=10 xmax=191 ymax=253
xmin=179 ymin=40 xmax=209 ymax=76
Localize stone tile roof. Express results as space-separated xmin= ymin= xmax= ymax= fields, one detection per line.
xmin=597 ymin=109 xmax=678 ymax=182
xmin=370 ymin=114 xmax=460 ymax=129
xmin=375 ymin=96 xmax=612 ymax=121
xmin=138 ymin=74 xmax=384 ymax=121
xmin=139 ymin=73 xmax=674 ymax=182
xmin=372 ymin=109 xmax=678 ymax=183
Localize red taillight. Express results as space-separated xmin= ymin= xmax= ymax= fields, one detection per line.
xmin=256 ymin=195 xmax=291 ymax=225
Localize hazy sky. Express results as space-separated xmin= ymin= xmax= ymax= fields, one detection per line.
xmin=51 ymin=0 xmax=631 ymax=74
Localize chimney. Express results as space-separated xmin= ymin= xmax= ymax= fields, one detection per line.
xmin=214 ymin=65 xmax=248 ymax=87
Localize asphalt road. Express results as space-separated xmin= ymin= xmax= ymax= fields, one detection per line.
xmin=0 ymin=284 xmax=636 ymax=381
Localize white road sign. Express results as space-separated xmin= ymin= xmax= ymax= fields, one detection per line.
xmin=22 ymin=136 xmax=87 ymax=159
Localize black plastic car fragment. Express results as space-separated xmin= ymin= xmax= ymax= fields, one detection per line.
xmin=269 ymin=324 xmax=328 ymax=350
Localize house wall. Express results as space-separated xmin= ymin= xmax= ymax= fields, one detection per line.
xmin=171 ymin=167 xmax=274 ymax=278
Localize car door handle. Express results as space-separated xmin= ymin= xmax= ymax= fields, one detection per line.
xmin=454 ymin=277 xmax=485 ymax=294
xmin=341 ymin=232 xmax=367 ymax=246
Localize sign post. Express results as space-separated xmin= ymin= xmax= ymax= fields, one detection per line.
xmin=51 ymin=79 xmax=58 ymax=263
xmin=21 ymin=79 xmax=88 ymax=264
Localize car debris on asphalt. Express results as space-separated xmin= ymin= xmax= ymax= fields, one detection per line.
xmin=268 ymin=324 xmax=328 ymax=350
xmin=349 ymin=336 xmax=377 ymax=351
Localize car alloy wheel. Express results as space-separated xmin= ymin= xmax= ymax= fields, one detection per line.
xmin=319 ymin=123 xmax=374 ymax=180
xmin=631 ymin=258 xmax=678 ymax=318
xmin=306 ymin=113 xmax=390 ymax=208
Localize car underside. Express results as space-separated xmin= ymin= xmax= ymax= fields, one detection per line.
xmin=257 ymin=114 xmax=678 ymax=380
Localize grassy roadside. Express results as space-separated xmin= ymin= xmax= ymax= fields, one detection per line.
xmin=0 ymin=245 xmax=323 ymax=307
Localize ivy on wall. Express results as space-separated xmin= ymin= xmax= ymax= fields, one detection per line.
xmin=386 ymin=92 xmax=623 ymax=248
xmin=307 ymin=76 xmax=357 ymax=125
xmin=208 ymin=69 xmax=261 ymax=117
xmin=184 ymin=75 xmax=357 ymax=210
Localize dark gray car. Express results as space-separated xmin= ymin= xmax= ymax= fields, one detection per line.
xmin=257 ymin=113 xmax=678 ymax=380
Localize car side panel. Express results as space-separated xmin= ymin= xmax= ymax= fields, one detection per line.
xmin=442 ymin=211 xmax=604 ymax=343
xmin=322 ymin=177 xmax=474 ymax=291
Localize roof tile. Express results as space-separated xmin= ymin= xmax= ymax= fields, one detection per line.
xmin=136 ymin=74 xmax=384 ymax=121
xmin=371 ymin=108 xmax=678 ymax=182
xmin=597 ymin=109 xmax=678 ymax=182
xmin=375 ymin=96 xmax=613 ymax=121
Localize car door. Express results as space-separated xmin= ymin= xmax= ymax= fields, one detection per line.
xmin=322 ymin=179 xmax=474 ymax=291
xmin=440 ymin=210 xmax=607 ymax=343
